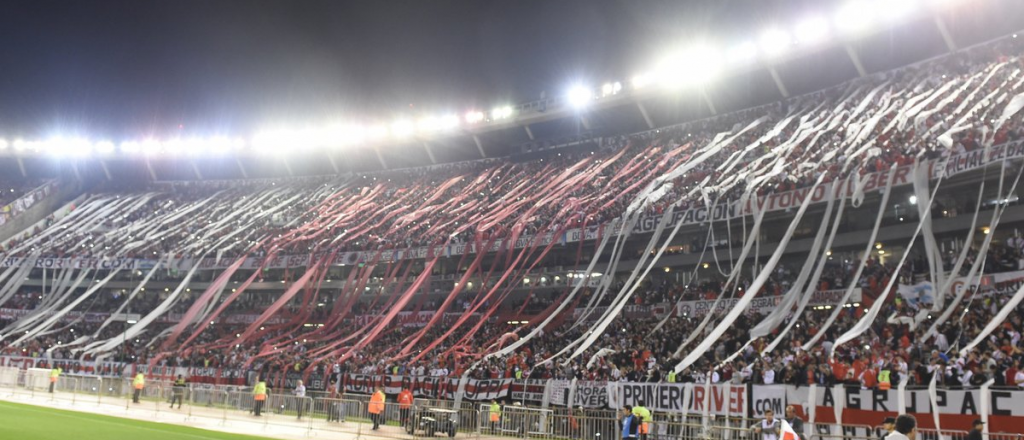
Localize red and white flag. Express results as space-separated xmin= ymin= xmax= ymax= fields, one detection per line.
xmin=779 ymin=419 xmax=800 ymax=440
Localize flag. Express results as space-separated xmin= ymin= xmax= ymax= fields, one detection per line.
xmin=780 ymin=419 xmax=800 ymax=440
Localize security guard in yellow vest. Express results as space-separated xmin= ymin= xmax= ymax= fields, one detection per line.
xmin=171 ymin=375 xmax=187 ymax=409
xmin=253 ymin=378 xmax=268 ymax=416
xmin=666 ymin=370 xmax=677 ymax=383
xmin=132 ymin=373 xmax=145 ymax=403
xmin=489 ymin=400 xmax=501 ymax=432
xmin=49 ymin=367 xmax=61 ymax=393
xmin=633 ymin=400 xmax=652 ymax=440
xmin=877 ymin=368 xmax=891 ymax=390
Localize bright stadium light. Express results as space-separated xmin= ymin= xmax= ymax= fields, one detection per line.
xmin=332 ymin=124 xmax=366 ymax=146
xmin=491 ymin=106 xmax=513 ymax=120
xmin=567 ymin=85 xmax=593 ymax=109
xmin=687 ymin=45 xmax=723 ymax=84
xmin=252 ymin=130 xmax=290 ymax=154
xmin=207 ymin=137 xmax=237 ymax=154
xmin=13 ymin=139 xmax=36 ymax=152
xmin=95 ymin=141 xmax=116 ymax=154
xmin=44 ymin=137 xmax=92 ymax=156
xmin=632 ymin=73 xmax=652 ymax=89
xmin=390 ymin=119 xmax=414 ymax=138
xmin=465 ymin=110 xmax=485 ymax=124
xmin=760 ymin=28 xmax=793 ymax=57
xmin=417 ymin=116 xmax=442 ymax=133
xmin=120 ymin=141 xmax=141 ymax=154
xmin=141 ymin=139 xmax=163 ymax=155
xmin=728 ymin=41 xmax=758 ymax=65
xmin=794 ymin=16 xmax=830 ymax=45
xmin=0 ymin=139 xmax=7 ymax=150
xmin=601 ymin=82 xmax=622 ymax=97
xmin=835 ymin=1 xmax=875 ymax=35
xmin=881 ymin=0 xmax=917 ymax=23
xmin=439 ymin=114 xmax=460 ymax=130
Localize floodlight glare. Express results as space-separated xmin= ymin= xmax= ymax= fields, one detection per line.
xmin=632 ymin=73 xmax=652 ymax=89
xmin=760 ymin=28 xmax=792 ymax=57
xmin=835 ymin=1 xmax=874 ymax=35
xmin=95 ymin=141 xmax=115 ymax=154
xmin=252 ymin=130 xmax=290 ymax=154
xmin=881 ymin=0 xmax=917 ymax=23
xmin=207 ymin=137 xmax=235 ymax=154
xmin=120 ymin=141 xmax=141 ymax=154
xmin=686 ymin=45 xmax=723 ymax=84
xmin=0 ymin=139 xmax=7 ymax=150
xmin=465 ymin=111 xmax=485 ymax=124
xmin=335 ymin=124 xmax=366 ymax=145
xmin=439 ymin=114 xmax=460 ymax=130
xmin=141 ymin=139 xmax=163 ymax=155
xmin=417 ymin=116 xmax=442 ymax=133
xmin=567 ymin=85 xmax=592 ymax=108
xmin=794 ymin=16 xmax=830 ymax=45
xmin=728 ymin=41 xmax=758 ymax=65
xmin=491 ymin=106 xmax=513 ymax=120
xmin=390 ymin=120 xmax=414 ymax=137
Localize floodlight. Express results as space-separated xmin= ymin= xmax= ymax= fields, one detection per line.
xmin=417 ymin=116 xmax=441 ymax=133
xmin=567 ymin=85 xmax=592 ymax=109
xmin=120 ymin=141 xmax=141 ymax=154
xmin=465 ymin=111 xmax=485 ymax=123
xmin=390 ymin=120 xmax=414 ymax=137
xmin=794 ymin=16 xmax=830 ymax=45
xmin=252 ymin=130 xmax=289 ymax=154
xmin=632 ymin=73 xmax=652 ymax=89
xmin=881 ymin=0 xmax=917 ymax=23
xmin=95 ymin=141 xmax=115 ymax=154
xmin=330 ymin=124 xmax=365 ymax=146
xmin=0 ymin=139 xmax=7 ymax=150
xmin=686 ymin=45 xmax=723 ymax=84
xmin=728 ymin=42 xmax=758 ymax=65
xmin=760 ymin=28 xmax=792 ymax=57
xmin=207 ymin=137 xmax=235 ymax=154
xmin=491 ymin=106 xmax=513 ymax=119
xmin=835 ymin=1 xmax=874 ymax=35
xmin=439 ymin=114 xmax=460 ymax=130
xmin=141 ymin=139 xmax=163 ymax=155
xmin=366 ymin=124 xmax=389 ymax=140
xmin=909 ymin=195 xmax=918 ymax=205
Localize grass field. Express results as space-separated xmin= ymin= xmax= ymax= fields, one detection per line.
xmin=0 ymin=400 xmax=278 ymax=440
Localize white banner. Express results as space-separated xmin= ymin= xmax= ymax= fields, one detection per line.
xmin=343 ymin=374 xmax=512 ymax=401
xmin=675 ymin=289 xmax=861 ymax=318
xmin=613 ymin=382 xmax=747 ymax=415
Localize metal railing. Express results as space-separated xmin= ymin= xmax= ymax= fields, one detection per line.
xmin=0 ymin=370 xmax=1019 ymax=440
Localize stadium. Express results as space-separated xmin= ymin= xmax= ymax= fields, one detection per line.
xmin=0 ymin=1 xmax=1023 ymax=440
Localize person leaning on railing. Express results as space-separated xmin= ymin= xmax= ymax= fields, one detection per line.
xmin=752 ymin=409 xmax=781 ymax=440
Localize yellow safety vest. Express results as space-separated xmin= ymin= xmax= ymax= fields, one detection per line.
xmin=133 ymin=374 xmax=145 ymax=389
xmin=633 ymin=406 xmax=652 ymax=422
xmin=666 ymin=371 xmax=677 ymax=383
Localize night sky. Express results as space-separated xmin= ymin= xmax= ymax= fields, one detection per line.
xmin=0 ymin=0 xmax=841 ymax=140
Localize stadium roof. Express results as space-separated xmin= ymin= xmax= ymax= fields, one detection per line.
xmin=0 ymin=0 xmax=1021 ymax=178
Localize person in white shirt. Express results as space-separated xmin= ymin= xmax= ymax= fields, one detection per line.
xmin=763 ymin=365 xmax=776 ymax=385
xmin=752 ymin=409 xmax=780 ymax=440
xmin=294 ymin=380 xmax=307 ymax=420
xmin=1014 ymin=369 xmax=1024 ymax=387
xmin=886 ymin=414 xmax=917 ymax=440
xmin=934 ymin=333 xmax=950 ymax=353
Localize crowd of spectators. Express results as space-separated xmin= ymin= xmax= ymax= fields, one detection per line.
xmin=2 ymin=35 xmax=1024 ymax=393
